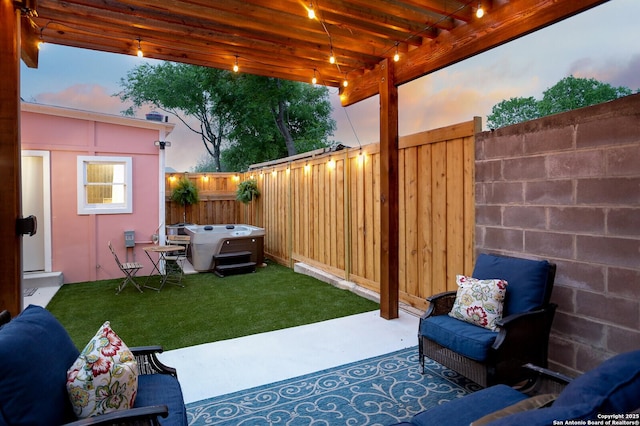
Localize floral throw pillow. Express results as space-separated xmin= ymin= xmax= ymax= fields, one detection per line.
xmin=66 ymin=321 xmax=138 ymax=418
xmin=448 ymin=275 xmax=508 ymax=331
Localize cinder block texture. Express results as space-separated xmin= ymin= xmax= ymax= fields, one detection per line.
xmin=475 ymin=93 xmax=640 ymax=375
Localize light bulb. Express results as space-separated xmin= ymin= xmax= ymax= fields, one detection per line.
xmin=476 ymin=3 xmax=484 ymax=18
xmin=37 ymin=40 xmax=44 ymax=50
xmin=329 ymin=55 xmax=335 ymax=64
xmin=307 ymin=4 xmax=315 ymax=19
xmin=233 ymin=55 xmax=239 ymax=72
xmin=343 ymin=79 xmax=348 ymax=88
xmin=393 ymin=43 xmax=400 ymax=62
xmin=312 ymin=70 xmax=317 ymax=85
xmin=136 ymin=38 xmax=143 ymax=58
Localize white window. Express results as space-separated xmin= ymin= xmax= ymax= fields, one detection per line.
xmin=77 ymin=156 xmax=132 ymax=214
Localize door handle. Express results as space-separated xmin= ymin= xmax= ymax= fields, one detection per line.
xmin=16 ymin=215 xmax=37 ymax=236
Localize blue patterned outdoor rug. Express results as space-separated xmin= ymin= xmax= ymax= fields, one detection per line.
xmin=186 ymin=346 xmax=481 ymax=425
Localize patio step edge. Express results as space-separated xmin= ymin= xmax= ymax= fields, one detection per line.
xmin=293 ymin=262 xmax=422 ymax=317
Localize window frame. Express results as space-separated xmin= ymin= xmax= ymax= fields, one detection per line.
xmin=77 ymin=156 xmax=133 ymax=215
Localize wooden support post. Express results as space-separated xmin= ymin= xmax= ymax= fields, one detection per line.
xmin=379 ymin=59 xmax=399 ymax=319
xmin=0 ymin=0 xmax=23 ymax=315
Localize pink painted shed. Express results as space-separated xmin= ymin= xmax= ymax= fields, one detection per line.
xmin=20 ymin=102 xmax=175 ymax=285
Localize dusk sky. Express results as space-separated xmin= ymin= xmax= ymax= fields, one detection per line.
xmin=20 ymin=0 xmax=640 ymax=172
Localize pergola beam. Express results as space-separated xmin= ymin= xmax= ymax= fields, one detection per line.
xmin=0 ymin=0 xmax=24 ymax=317
xmin=340 ymin=0 xmax=609 ymax=106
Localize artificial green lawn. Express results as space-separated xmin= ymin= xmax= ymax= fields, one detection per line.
xmin=46 ymin=260 xmax=379 ymax=351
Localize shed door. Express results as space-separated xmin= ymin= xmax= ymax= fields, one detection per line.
xmin=21 ymin=153 xmax=48 ymax=272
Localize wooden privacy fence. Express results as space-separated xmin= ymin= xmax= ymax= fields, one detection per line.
xmin=165 ymin=172 xmax=241 ymax=226
xmin=165 ymin=118 xmax=478 ymax=310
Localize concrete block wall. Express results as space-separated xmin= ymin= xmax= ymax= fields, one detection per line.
xmin=475 ymin=93 xmax=640 ymax=376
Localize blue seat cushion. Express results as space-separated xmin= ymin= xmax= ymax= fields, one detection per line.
xmin=553 ymin=349 xmax=640 ymax=414
xmin=410 ymin=384 xmax=527 ymax=426
xmin=473 ymin=254 xmax=552 ymax=317
xmin=0 ymin=305 xmax=80 ymax=425
xmin=136 ymin=373 xmax=188 ymax=425
xmin=486 ymin=350 xmax=640 ymax=426
xmin=421 ymin=315 xmax=497 ymax=362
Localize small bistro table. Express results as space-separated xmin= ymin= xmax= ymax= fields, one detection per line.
xmin=143 ymin=245 xmax=186 ymax=291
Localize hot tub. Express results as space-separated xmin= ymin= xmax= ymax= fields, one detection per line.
xmin=184 ymin=224 xmax=265 ymax=272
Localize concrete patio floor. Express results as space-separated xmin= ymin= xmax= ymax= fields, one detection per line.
xmin=23 ymin=270 xmax=420 ymax=405
xmin=158 ymin=309 xmax=418 ymax=404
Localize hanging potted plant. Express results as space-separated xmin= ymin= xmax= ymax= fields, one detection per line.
xmin=236 ymin=179 xmax=260 ymax=204
xmin=171 ymin=177 xmax=199 ymax=225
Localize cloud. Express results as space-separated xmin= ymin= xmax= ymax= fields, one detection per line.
xmin=331 ymin=94 xmax=380 ymax=146
xmin=165 ymin=116 xmax=208 ymax=172
xmin=26 ymin=83 xmax=206 ymax=171
xmin=31 ymin=84 xmax=126 ymax=115
xmin=568 ymin=54 xmax=640 ymax=90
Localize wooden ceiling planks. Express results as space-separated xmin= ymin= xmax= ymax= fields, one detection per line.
xmin=24 ymin=0 xmax=609 ymax=104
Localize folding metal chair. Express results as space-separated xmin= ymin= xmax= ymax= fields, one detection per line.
xmin=164 ymin=235 xmax=191 ymax=286
xmin=108 ymin=241 xmax=144 ymax=294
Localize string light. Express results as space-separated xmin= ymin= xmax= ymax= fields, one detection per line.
xmin=36 ymin=1 xmax=482 ymax=92
xmin=37 ymin=27 xmax=45 ymax=50
xmin=312 ymin=69 xmax=317 ymax=85
xmin=307 ymin=2 xmax=315 ymax=19
xmin=136 ymin=38 xmax=143 ymax=58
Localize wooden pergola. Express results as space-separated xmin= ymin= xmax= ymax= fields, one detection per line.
xmin=1 ymin=0 xmax=607 ymax=317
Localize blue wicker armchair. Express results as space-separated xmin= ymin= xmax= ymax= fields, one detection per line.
xmin=419 ymin=253 xmax=557 ymax=387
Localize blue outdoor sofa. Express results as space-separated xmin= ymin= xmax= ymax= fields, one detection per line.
xmin=0 ymin=305 xmax=187 ymax=425
xmin=391 ymin=349 xmax=640 ymax=426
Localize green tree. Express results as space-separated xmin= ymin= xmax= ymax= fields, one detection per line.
xmin=118 ymin=63 xmax=335 ymax=173
xmin=486 ymin=76 xmax=634 ymax=129
xmin=117 ymin=63 xmax=232 ymax=172
xmin=192 ymin=153 xmax=218 ymax=172
xmin=538 ymin=75 xmax=632 ymax=116
xmin=221 ymin=75 xmax=336 ymax=171
xmin=486 ymin=96 xmax=539 ymax=130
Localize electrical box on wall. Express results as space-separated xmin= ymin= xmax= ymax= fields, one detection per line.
xmin=124 ymin=230 xmax=135 ymax=248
